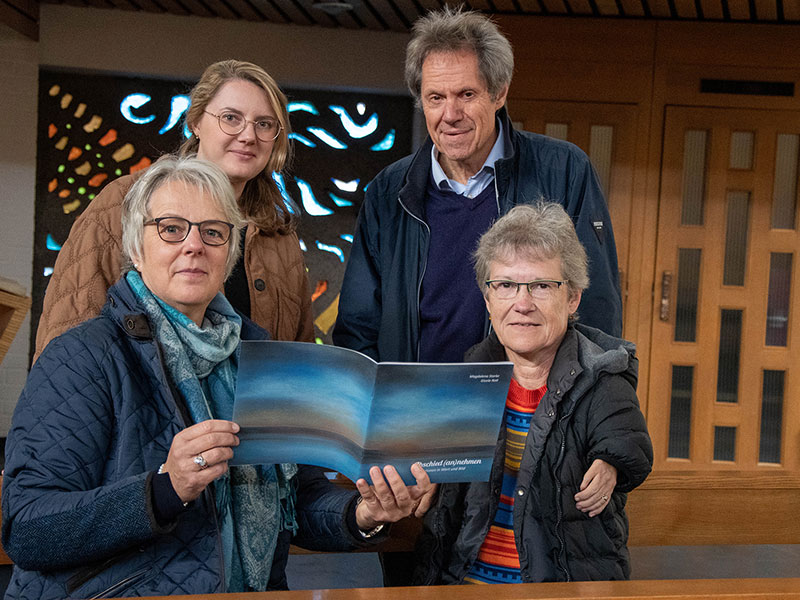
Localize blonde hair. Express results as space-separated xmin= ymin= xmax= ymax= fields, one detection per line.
xmin=179 ymin=59 xmax=297 ymax=235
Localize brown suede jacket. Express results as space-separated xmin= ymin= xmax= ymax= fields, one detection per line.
xmin=35 ymin=170 xmax=314 ymax=360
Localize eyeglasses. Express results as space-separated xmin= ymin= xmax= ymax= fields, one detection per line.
xmin=485 ymin=279 xmax=567 ymax=300
xmin=145 ymin=217 xmax=234 ymax=246
xmin=204 ymin=110 xmax=282 ymax=142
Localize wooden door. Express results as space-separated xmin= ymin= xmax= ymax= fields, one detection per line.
xmin=650 ymin=106 xmax=800 ymax=472
xmin=508 ymin=100 xmax=639 ymax=329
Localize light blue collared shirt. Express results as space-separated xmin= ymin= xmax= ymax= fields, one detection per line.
xmin=431 ymin=118 xmax=507 ymax=198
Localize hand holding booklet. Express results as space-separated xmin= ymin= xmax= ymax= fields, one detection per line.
xmin=231 ymin=341 xmax=513 ymax=484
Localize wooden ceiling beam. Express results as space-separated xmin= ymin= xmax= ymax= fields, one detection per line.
xmin=0 ymin=0 xmax=38 ymax=40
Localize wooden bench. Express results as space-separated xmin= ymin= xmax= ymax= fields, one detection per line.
xmin=360 ymin=469 xmax=800 ymax=553
xmin=2 ymin=470 xmax=797 ymax=564
xmin=135 ymin=577 xmax=800 ymax=599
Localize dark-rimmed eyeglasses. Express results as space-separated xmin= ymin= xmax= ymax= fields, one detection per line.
xmin=485 ymin=279 xmax=567 ymax=300
xmin=145 ymin=217 xmax=234 ymax=246
xmin=204 ymin=110 xmax=282 ymax=142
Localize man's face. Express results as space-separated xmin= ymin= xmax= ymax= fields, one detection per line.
xmin=420 ymin=49 xmax=508 ymax=183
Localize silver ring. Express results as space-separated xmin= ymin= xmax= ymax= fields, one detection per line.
xmin=194 ymin=454 xmax=209 ymax=469
xmin=601 ymin=494 xmax=609 ymax=502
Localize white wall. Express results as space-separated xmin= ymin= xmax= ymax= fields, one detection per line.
xmin=39 ymin=4 xmax=410 ymax=91
xmin=0 ymin=5 xmax=412 ymax=434
xmin=0 ymin=24 xmax=38 ymax=434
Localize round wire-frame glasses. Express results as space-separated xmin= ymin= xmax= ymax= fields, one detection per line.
xmin=204 ymin=110 xmax=282 ymax=142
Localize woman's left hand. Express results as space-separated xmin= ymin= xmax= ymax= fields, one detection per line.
xmin=354 ymin=463 xmax=438 ymax=530
xmin=574 ymin=458 xmax=617 ymax=517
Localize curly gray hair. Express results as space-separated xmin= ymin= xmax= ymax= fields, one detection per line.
xmin=474 ymin=202 xmax=589 ymax=299
xmin=405 ymin=6 xmax=514 ymax=105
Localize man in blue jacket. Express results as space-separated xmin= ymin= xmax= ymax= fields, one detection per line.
xmin=334 ymin=7 xmax=622 ymax=367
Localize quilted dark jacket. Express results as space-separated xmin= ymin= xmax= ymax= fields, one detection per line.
xmin=412 ymin=324 xmax=653 ymax=585
xmin=2 ymin=278 xmax=364 ymax=599
xmin=333 ymin=107 xmax=622 ymax=362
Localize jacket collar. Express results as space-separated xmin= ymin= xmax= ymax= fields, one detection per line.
xmin=103 ymin=274 xmax=270 ymax=342
xmin=398 ymin=106 xmax=520 ymax=221
xmin=465 ymin=323 xmax=637 ymax=399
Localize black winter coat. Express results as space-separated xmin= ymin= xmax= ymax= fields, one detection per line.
xmin=412 ymin=324 xmax=653 ymax=584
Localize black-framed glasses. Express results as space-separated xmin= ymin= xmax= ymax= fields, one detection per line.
xmin=145 ymin=217 xmax=234 ymax=246
xmin=204 ymin=110 xmax=282 ymax=142
xmin=485 ymin=279 xmax=568 ymax=300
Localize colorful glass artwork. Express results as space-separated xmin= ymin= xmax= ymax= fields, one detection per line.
xmin=34 ymin=70 xmax=412 ymax=352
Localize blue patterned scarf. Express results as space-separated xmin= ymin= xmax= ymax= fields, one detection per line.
xmin=126 ymin=271 xmax=297 ymax=592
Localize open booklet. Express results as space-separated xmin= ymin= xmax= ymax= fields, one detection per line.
xmin=231 ymin=341 xmax=513 ymax=485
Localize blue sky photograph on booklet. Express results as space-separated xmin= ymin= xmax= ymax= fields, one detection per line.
xmin=232 ymin=340 xmax=513 ymax=485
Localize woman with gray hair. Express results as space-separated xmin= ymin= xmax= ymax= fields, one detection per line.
xmin=3 ymin=155 xmax=433 ymax=598
xmin=413 ymin=202 xmax=652 ymax=585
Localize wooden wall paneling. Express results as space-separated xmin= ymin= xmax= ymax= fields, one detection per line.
xmin=499 ymin=17 xmax=656 ymax=412
xmin=656 ymin=21 xmax=800 ymax=71
xmin=627 ymin=471 xmax=800 ymax=545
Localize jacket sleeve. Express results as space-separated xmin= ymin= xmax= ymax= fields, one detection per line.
xmin=291 ymin=466 xmax=383 ymax=551
xmin=34 ymin=180 xmax=126 ymax=362
xmin=584 ymin=374 xmax=653 ymax=493
xmin=2 ymin=332 xmax=162 ymax=571
xmin=332 ymin=181 xmax=383 ymax=360
xmin=564 ymin=155 xmax=623 ymax=337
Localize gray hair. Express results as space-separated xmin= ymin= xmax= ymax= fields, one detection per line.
xmin=122 ymin=155 xmax=245 ymax=278
xmin=474 ymin=203 xmax=589 ymax=298
xmin=405 ymin=6 xmax=514 ymax=105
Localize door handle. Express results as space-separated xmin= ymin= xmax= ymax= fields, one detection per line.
xmin=660 ymin=270 xmax=672 ymax=321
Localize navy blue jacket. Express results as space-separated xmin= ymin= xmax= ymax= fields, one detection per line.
xmin=2 ymin=278 xmax=368 ymax=599
xmin=333 ymin=108 xmax=622 ymax=362
xmin=412 ymin=325 xmax=653 ymax=584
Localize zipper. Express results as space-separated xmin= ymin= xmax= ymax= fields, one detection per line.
xmin=551 ymin=395 xmax=578 ymax=583
xmin=88 ymin=567 xmax=150 ymax=599
xmin=423 ymin=490 xmax=447 ymax=585
xmin=397 ymin=194 xmax=430 ymax=361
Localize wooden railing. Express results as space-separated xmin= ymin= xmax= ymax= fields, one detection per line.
xmin=135 ymin=578 xmax=800 ymax=599
xmin=2 ymin=469 xmax=798 ymax=565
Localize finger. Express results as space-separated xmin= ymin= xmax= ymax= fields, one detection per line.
xmin=382 ymin=465 xmax=414 ymax=506
xmin=355 ymin=478 xmax=373 ymax=499
xmin=184 ymin=431 xmax=240 ymax=456
xmin=577 ymin=491 xmax=610 ymax=514
xmin=414 ymin=484 xmax=439 ymax=517
xmin=579 ymin=463 xmax=597 ymax=492
xmin=588 ymin=496 xmax=610 ymax=517
xmin=189 ymin=447 xmax=235 ymax=470
xmin=574 ymin=482 xmax=599 ymax=502
xmin=369 ymin=466 xmax=396 ymax=507
xmin=178 ymin=419 xmax=240 ymax=443
xmin=410 ymin=462 xmax=433 ymax=491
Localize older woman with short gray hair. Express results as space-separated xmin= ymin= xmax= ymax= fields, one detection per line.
xmin=3 ymin=155 xmax=433 ymax=599
xmin=414 ymin=202 xmax=652 ymax=585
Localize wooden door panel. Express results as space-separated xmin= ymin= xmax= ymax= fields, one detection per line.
xmin=651 ymin=106 xmax=800 ymax=472
xmin=507 ymin=99 xmax=638 ymax=333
